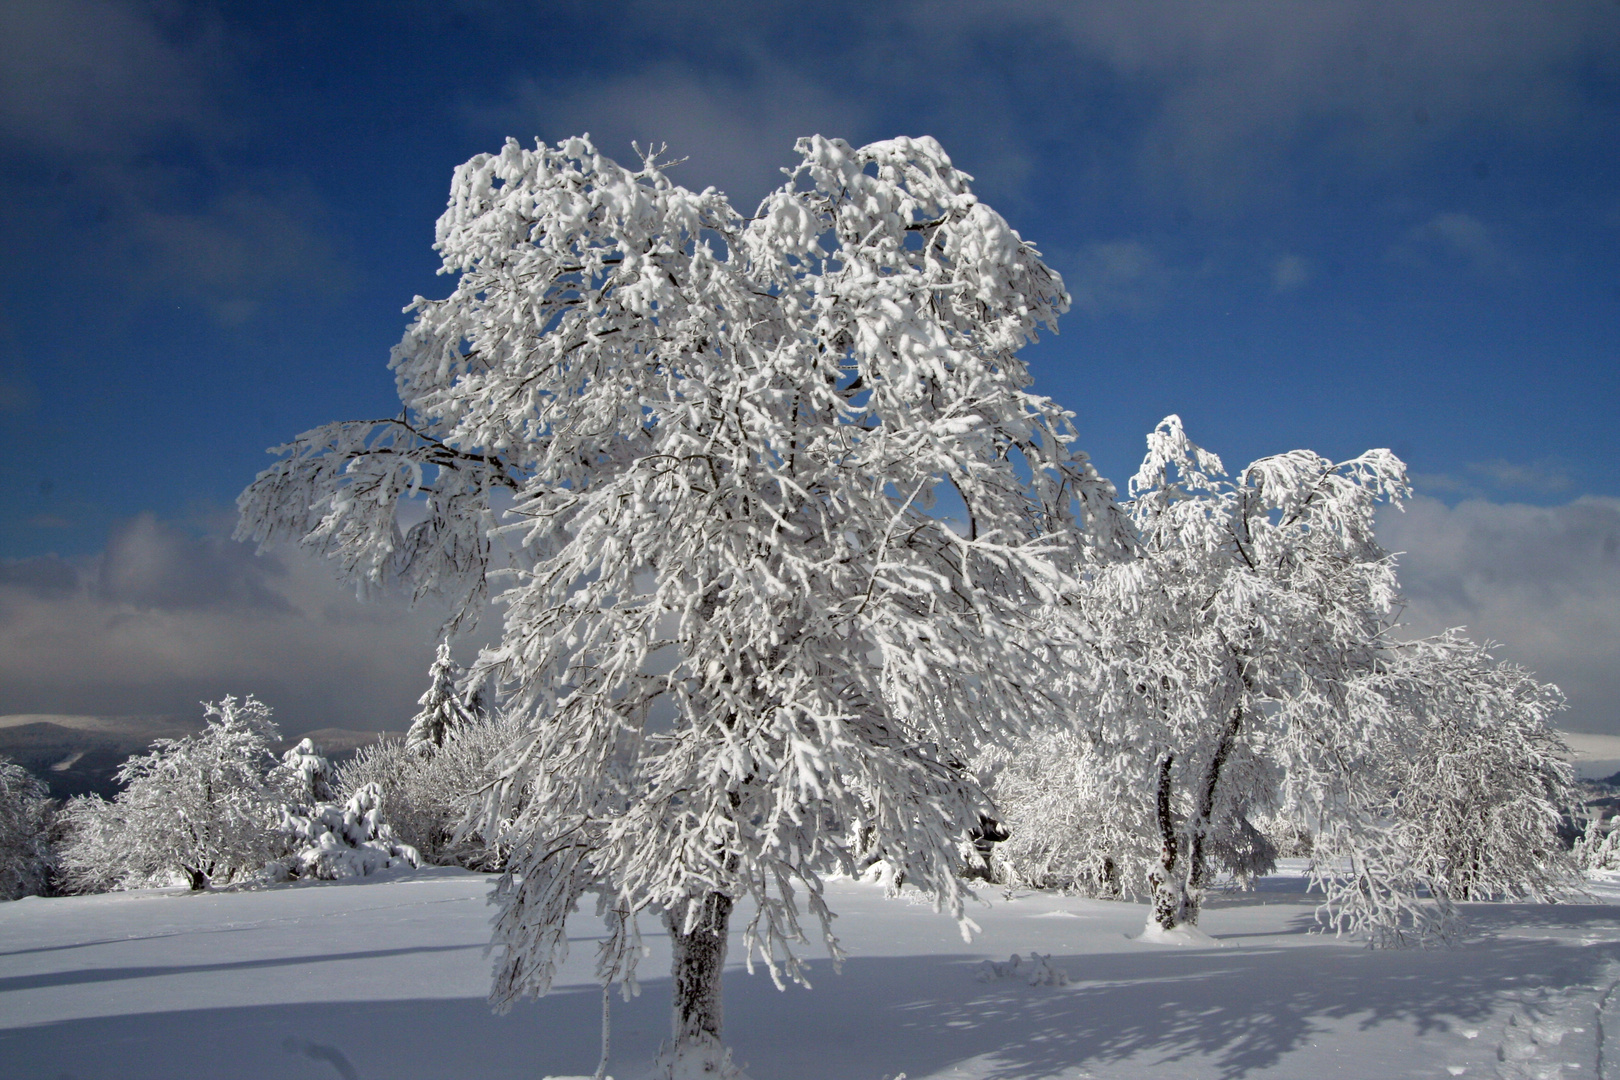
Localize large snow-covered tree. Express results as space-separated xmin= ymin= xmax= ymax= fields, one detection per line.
xmin=237 ymin=134 xmax=1121 ymax=1075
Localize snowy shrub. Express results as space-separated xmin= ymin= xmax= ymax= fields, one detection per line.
xmin=0 ymin=757 xmax=54 ymax=900
xmin=980 ymin=731 xmax=1157 ymax=899
xmin=973 ymin=952 xmax=1070 ymax=986
xmin=1574 ymin=813 xmax=1620 ymax=871
xmin=57 ymin=696 xmax=282 ymax=892
xmin=273 ymin=783 xmax=420 ymax=880
xmin=335 ymin=709 xmax=528 ymax=870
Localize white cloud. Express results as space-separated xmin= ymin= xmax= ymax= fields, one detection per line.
xmin=1389 ymin=212 xmax=1514 ymax=275
xmin=1271 ymin=254 xmax=1310 ymax=293
xmin=490 ymin=64 xmax=868 ymax=211
xmin=1065 ymin=239 xmax=1169 ymax=317
xmin=0 ymin=0 xmax=221 ymax=155
xmin=1467 ymin=458 xmax=1573 ymax=493
xmin=996 ymin=0 xmax=1617 ymax=202
xmin=0 ymin=513 xmax=474 ymax=737
xmin=1378 ymin=494 xmax=1620 ymax=733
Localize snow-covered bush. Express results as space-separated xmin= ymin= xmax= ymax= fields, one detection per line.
xmin=1306 ymin=635 xmax=1577 ymax=943
xmin=336 ymin=709 xmax=528 ymax=870
xmin=273 ymin=783 xmax=420 ymax=880
xmin=1574 ymin=812 xmax=1620 ymax=871
xmin=0 ymin=756 xmax=53 ymax=900
xmin=57 ymin=696 xmax=282 ymax=892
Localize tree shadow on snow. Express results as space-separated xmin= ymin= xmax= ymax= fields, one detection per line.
xmin=0 ymin=943 xmax=481 ymax=994
xmin=725 ymin=920 xmax=1620 ymax=1079
xmin=8 ymin=908 xmax=1620 ymax=1080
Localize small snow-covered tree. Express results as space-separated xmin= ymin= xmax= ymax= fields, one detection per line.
xmin=270 ymin=738 xmax=336 ymax=804
xmin=238 ymin=133 xmax=1121 ymax=1075
xmin=58 ymin=696 xmax=281 ymax=892
xmin=0 ymin=757 xmax=53 ymax=900
xmin=405 ymin=641 xmax=482 ymax=754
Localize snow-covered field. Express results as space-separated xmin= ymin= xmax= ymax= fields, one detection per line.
xmin=5 ymin=864 xmax=1620 ymax=1080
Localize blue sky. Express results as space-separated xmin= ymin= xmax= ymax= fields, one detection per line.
xmin=1 ymin=1 xmax=1617 ymax=735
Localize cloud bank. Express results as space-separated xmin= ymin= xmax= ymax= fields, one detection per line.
xmin=1379 ymin=494 xmax=1620 ymax=733
xmin=4 ymin=494 xmax=1614 ymax=741
xmin=0 ymin=513 xmax=464 ymax=737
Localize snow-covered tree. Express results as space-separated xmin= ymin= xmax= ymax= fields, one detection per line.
xmin=238 ymin=133 xmax=1122 ymax=1075
xmin=1058 ymin=417 xmax=1404 ymax=932
xmin=270 ymin=738 xmax=336 ymax=804
xmin=1012 ymin=417 xmax=1572 ymax=941
xmin=404 ymin=641 xmax=482 ymax=754
xmin=1306 ymin=632 xmax=1575 ymax=943
xmin=0 ymin=757 xmax=53 ymax=900
xmin=58 ymin=696 xmax=282 ymax=892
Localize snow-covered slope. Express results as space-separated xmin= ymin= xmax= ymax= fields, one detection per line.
xmin=4 ymin=864 xmax=1620 ymax=1079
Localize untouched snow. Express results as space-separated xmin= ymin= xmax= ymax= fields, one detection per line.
xmin=5 ymin=863 xmax=1620 ymax=1079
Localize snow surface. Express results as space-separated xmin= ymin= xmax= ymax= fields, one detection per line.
xmin=5 ymin=861 xmax=1620 ymax=1079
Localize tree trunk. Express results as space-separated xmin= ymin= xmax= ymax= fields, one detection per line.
xmin=1150 ymin=752 xmax=1185 ymax=931
xmin=655 ymin=892 xmax=738 ymax=1079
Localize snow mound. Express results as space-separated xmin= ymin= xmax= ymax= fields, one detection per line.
xmin=1136 ymin=918 xmax=1222 ymax=947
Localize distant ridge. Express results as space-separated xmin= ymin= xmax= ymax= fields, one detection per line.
xmin=0 ymin=714 xmax=396 ymax=800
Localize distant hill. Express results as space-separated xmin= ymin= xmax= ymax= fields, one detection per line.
xmin=0 ymin=714 xmax=393 ymax=800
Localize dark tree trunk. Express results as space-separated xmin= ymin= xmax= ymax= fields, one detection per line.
xmin=658 ymin=891 xmax=734 ymax=1076
xmin=1186 ymin=700 xmax=1245 ymax=897
xmin=1151 ymin=752 xmax=1183 ymax=931
xmin=182 ymin=866 xmax=209 ymax=891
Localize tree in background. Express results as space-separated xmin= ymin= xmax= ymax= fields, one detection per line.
xmin=0 ymin=756 xmax=53 ymax=900
xmin=990 ymin=417 xmax=1573 ymax=942
xmin=404 ymin=641 xmax=483 ymax=754
xmin=59 ymin=696 xmax=282 ymax=892
xmin=238 ymin=132 xmax=1122 ymax=1076
xmin=1310 ymin=632 xmax=1574 ymax=943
